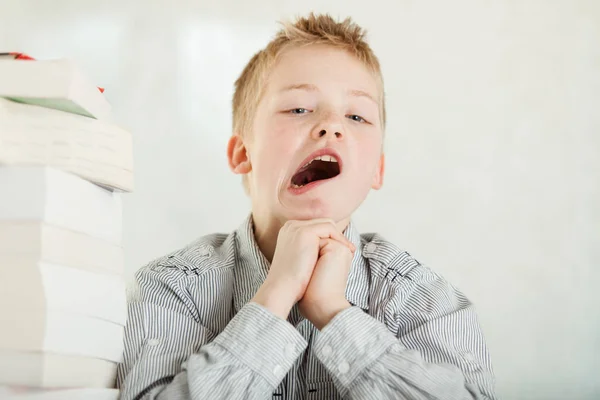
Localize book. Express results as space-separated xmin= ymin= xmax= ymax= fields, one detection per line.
xmin=0 ymin=387 xmax=119 ymax=400
xmin=0 ymin=258 xmax=127 ymax=325
xmin=0 ymin=350 xmax=117 ymax=388
xmin=0 ymin=309 xmax=124 ymax=363
xmin=0 ymin=221 xmax=124 ymax=275
xmin=0 ymin=52 xmax=105 ymax=93
xmin=0 ymin=166 xmax=122 ymax=245
xmin=0 ymin=255 xmax=126 ymax=363
xmin=0 ymin=98 xmax=134 ymax=192
xmin=0 ymin=57 xmax=111 ymax=120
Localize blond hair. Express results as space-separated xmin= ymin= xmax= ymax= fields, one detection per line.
xmin=232 ymin=13 xmax=386 ymax=137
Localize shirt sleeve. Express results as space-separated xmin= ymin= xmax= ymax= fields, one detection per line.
xmin=117 ymin=265 xmax=307 ymax=400
xmin=313 ymin=267 xmax=497 ymax=400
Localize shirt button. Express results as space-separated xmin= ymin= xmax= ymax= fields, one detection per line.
xmin=321 ymin=345 xmax=333 ymax=358
xmin=364 ymin=242 xmax=377 ymax=253
xmin=273 ymin=365 xmax=284 ymax=376
xmin=464 ymin=352 xmax=476 ymax=362
xmin=147 ymin=338 xmax=160 ymax=346
xmin=338 ymin=361 xmax=350 ymax=374
xmin=284 ymin=343 xmax=296 ymax=358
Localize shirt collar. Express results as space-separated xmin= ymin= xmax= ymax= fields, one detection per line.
xmin=343 ymin=219 xmax=370 ymax=311
xmin=232 ymin=214 xmax=370 ymax=314
xmin=232 ymin=214 xmax=270 ymax=314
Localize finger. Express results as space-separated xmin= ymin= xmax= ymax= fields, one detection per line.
xmin=314 ymin=221 xmax=354 ymax=250
xmin=319 ymin=241 xmax=355 ymax=263
xmin=327 ymin=237 xmax=356 ymax=253
xmin=328 ymin=230 xmax=355 ymax=252
xmin=319 ymin=240 xmax=355 ymax=261
xmin=289 ymin=219 xmax=354 ymax=251
xmin=309 ymin=223 xmax=354 ymax=251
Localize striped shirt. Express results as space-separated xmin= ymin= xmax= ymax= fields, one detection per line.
xmin=116 ymin=215 xmax=497 ymax=399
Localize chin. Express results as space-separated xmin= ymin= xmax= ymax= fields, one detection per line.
xmin=281 ymin=197 xmax=355 ymax=223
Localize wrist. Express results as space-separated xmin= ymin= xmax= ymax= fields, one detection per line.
xmin=251 ymin=278 xmax=298 ymax=320
xmin=310 ymin=299 xmax=352 ymax=330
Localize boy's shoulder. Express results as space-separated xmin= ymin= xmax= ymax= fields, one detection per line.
xmin=139 ymin=230 xmax=236 ymax=278
xmin=359 ymin=231 xmax=460 ymax=294
xmin=359 ymin=231 xmax=423 ymax=277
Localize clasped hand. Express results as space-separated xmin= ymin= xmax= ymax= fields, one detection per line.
xmin=251 ymin=219 xmax=354 ymax=330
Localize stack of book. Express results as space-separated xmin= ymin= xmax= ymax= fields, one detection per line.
xmin=0 ymin=54 xmax=131 ymax=400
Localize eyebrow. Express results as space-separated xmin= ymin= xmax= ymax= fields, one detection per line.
xmin=279 ymin=83 xmax=378 ymax=104
xmin=280 ymin=83 xmax=319 ymax=93
xmin=348 ymin=89 xmax=377 ymax=104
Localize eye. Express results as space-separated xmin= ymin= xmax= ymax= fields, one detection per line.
xmin=347 ymin=114 xmax=367 ymax=123
xmin=290 ymin=108 xmax=310 ymax=114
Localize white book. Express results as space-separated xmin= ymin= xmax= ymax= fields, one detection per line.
xmin=0 ymin=310 xmax=124 ymax=363
xmin=0 ymin=166 xmax=122 ymax=245
xmin=0 ymin=221 xmax=123 ymax=275
xmin=0 ymin=388 xmax=119 ymax=400
xmin=0 ymin=98 xmax=134 ymax=192
xmin=0 ymin=58 xmax=111 ymax=121
xmin=0 ymin=350 xmax=117 ymax=389
xmin=0 ymin=257 xmax=127 ymax=325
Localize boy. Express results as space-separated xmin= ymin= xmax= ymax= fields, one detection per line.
xmin=117 ymin=13 xmax=496 ymax=400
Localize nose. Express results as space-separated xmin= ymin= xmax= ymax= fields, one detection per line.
xmin=318 ymin=129 xmax=341 ymax=138
xmin=311 ymin=113 xmax=344 ymax=141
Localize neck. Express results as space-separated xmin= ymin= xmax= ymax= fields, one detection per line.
xmin=251 ymin=211 xmax=351 ymax=264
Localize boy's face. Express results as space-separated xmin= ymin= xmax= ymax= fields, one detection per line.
xmin=230 ymin=44 xmax=384 ymax=224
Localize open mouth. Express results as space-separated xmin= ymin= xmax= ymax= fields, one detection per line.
xmin=291 ymin=154 xmax=341 ymax=188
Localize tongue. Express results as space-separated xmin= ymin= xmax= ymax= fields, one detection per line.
xmin=292 ymin=169 xmax=322 ymax=186
xmin=291 ymin=160 xmax=336 ymax=186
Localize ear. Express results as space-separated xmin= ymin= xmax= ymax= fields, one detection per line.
xmin=371 ymin=152 xmax=385 ymax=190
xmin=227 ymin=134 xmax=252 ymax=175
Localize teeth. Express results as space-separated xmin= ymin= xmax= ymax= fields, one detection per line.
xmin=320 ymin=155 xmax=338 ymax=162
xmin=302 ymin=154 xmax=338 ymax=168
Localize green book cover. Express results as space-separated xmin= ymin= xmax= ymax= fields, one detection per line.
xmin=4 ymin=96 xmax=95 ymax=118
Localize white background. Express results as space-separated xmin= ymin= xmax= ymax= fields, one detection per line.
xmin=1 ymin=0 xmax=599 ymax=398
